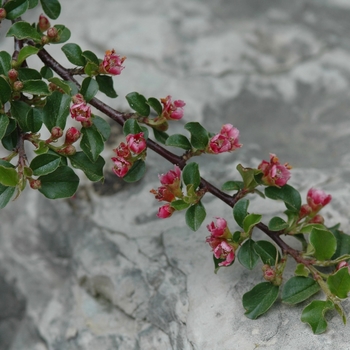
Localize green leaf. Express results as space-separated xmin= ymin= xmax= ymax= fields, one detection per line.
xmin=295 ymin=263 xmax=310 ymax=277
xmin=22 ymin=79 xmax=51 ymax=95
xmin=28 ymin=0 xmax=38 ymax=8
xmin=40 ymin=66 xmax=54 ymax=79
xmin=69 ymin=152 xmax=105 ymax=182
xmin=0 ymin=77 xmax=11 ymax=104
xmin=123 ymin=160 xmax=146 ymax=183
xmin=221 ymin=181 xmax=244 ymax=191
xmin=30 ymin=154 xmax=61 ymax=176
xmin=242 ymin=282 xmax=280 ymax=319
xmin=281 ymin=276 xmax=320 ymax=304
xmin=236 ymin=164 xmax=261 ymax=190
xmin=2 ymin=129 xmax=18 ymax=151
xmin=43 ymin=91 xmax=70 ymax=130
xmin=170 ymin=199 xmax=190 ymax=211
xmin=237 ymin=239 xmax=260 ymax=270
xmin=80 ymin=77 xmax=99 ymax=102
xmin=26 ymin=108 xmax=43 ymax=133
xmin=82 ymin=50 xmax=99 ymax=65
xmin=16 ymin=46 xmax=40 ymax=66
xmin=40 ymin=0 xmax=61 ymax=19
xmin=327 ymin=267 xmax=350 ymax=299
xmin=61 ymin=43 xmax=85 ymax=66
xmin=254 ymin=240 xmax=280 ymax=265
xmin=309 ymin=228 xmax=337 ymax=261
xmin=11 ymin=100 xmax=31 ymax=131
xmin=92 ymin=115 xmax=110 ymax=141
xmin=233 ymin=199 xmax=249 ymax=228
xmin=243 ymin=213 xmax=262 ymax=235
xmin=34 ymin=140 xmax=49 ymax=155
xmin=265 ymin=184 xmax=301 ymax=212
xmin=185 ymin=201 xmax=206 ymax=231
xmin=4 ymin=0 xmax=28 ymax=20
xmin=301 ymin=300 xmax=334 ymax=334
xmin=47 ymin=77 xmax=72 ymax=95
xmin=0 ymin=51 xmax=12 ymax=75
xmin=80 ymin=126 xmax=104 ymax=163
xmin=165 ymin=134 xmax=192 ymax=150
xmin=6 ymin=21 xmax=42 ymax=43
xmin=331 ymin=227 xmax=350 ymax=259
xmin=153 ymin=129 xmax=169 ymax=144
xmin=123 ymin=119 xmax=143 ymax=136
xmin=184 ymin=122 xmax=209 ymax=150
xmin=52 ymin=25 xmax=71 ymax=44
xmin=0 ymin=184 xmax=16 ymax=209
xmin=147 ymin=97 xmax=162 ymax=115
xmin=0 ymin=115 xmax=10 ymax=140
xmin=0 ymin=165 xmax=18 ymax=186
xmin=268 ymin=216 xmax=288 ymax=231
xmin=18 ymin=68 xmax=42 ymax=81
xmin=126 ymin=92 xmax=150 ymax=116
xmin=96 ymin=75 xmax=117 ymax=98
xmin=38 ymin=166 xmax=79 ymax=199
xmin=182 ymin=162 xmax=200 ymax=189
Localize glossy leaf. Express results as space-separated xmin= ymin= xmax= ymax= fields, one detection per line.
xmin=237 ymin=238 xmax=260 ymax=270
xmin=40 ymin=66 xmax=54 ymax=79
xmin=11 ymin=100 xmax=31 ymax=131
xmin=47 ymin=77 xmax=72 ymax=95
xmin=2 ymin=129 xmax=18 ymax=151
xmin=17 ymin=46 xmax=40 ymax=66
xmin=40 ymin=0 xmax=61 ymax=19
xmin=6 ymin=21 xmax=42 ymax=43
xmin=96 ymin=75 xmax=117 ymax=98
xmin=80 ymin=126 xmax=104 ymax=163
xmin=265 ymin=184 xmax=301 ymax=212
xmin=0 ymin=115 xmax=10 ymax=140
xmin=331 ymin=227 xmax=350 ymax=259
xmin=52 ymin=25 xmax=71 ymax=44
xmin=236 ymin=164 xmax=261 ymax=190
xmin=281 ymin=276 xmax=320 ymax=304
xmin=38 ymin=166 xmax=79 ymax=199
xmin=123 ymin=119 xmax=143 ymax=136
xmin=327 ymin=267 xmax=350 ymax=299
xmin=301 ymin=300 xmax=334 ymax=334
xmin=92 ymin=115 xmax=110 ymax=141
xmin=0 ymin=51 xmax=11 ymax=75
xmin=0 ymin=77 xmax=11 ymax=104
xmin=126 ymin=92 xmax=150 ymax=116
xmin=30 ymin=154 xmax=61 ymax=176
xmin=22 ymin=80 xmax=51 ymax=95
xmin=254 ymin=240 xmax=280 ymax=265
xmin=0 ymin=184 xmax=16 ymax=209
xmin=43 ymin=91 xmax=70 ymax=130
xmin=184 ymin=122 xmax=209 ymax=150
xmin=243 ymin=282 xmax=280 ymax=319
xmin=165 ymin=134 xmax=192 ymax=150
xmin=243 ymin=213 xmax=262 ymax=235
xmin=81 ymin=77 xmax=99 ymax=102
xmin=18 ymin=68 xmax=42 ymax=81
xmin=4 ymin=0 xmax=28 ymax=20
xmin=186 ymin=201 xmax=206 ymax=231
xmin=221 ymin=181 xmax=244 ymax=191
xmin=294 ymin=263 xmax=310 ymax=277
xmin=147 ymin=97 xmax=162 ymax=115
xmin=69 ymin=152 xmax=105 ymax=182
xmin=34 ymin=140 xmax=49 ymax=155
xmin=309 ymin=228 xmax=337 ymax=261
xmin=182 ymin=162 xmax=200 ymax=189
xmin=28 ymin=0 xmax=38 ymax=8
xmin=233 ymin=199 xmax=249 ymax=228
xmin=61 ymin=43 xmax=85 ymax=66
xmin=153 ymin=129 xmax=169 ymax=144
xmin=170 ymin=199 xmax=190 ymax=211
xmin=82 ymin=50 xmax=99 ymax=65
xmin=123 ymin=160 xmax=146 ymax=183
xmin=26 ymin=108 xmax=43 ymax=133
xmin=268 ymin=216 xmax=288 ymax=231
xmin=0 ymin=165 xmax=18 ymax=186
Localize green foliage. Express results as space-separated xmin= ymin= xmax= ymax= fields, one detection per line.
xmin=233 ymin=199 xmax=249 ymax=228
xmin=153 ymin=129 xmax=169 ymax=144
xmin=4 ymin=0 xmax=29 ymax=20
xmin=182 ymin=162 xmax=200 ymax=190
xmin=17 ymin=46 xmax=40 ymax=66
xmin=327 ymin=268 xmax=350 ymax=299
xmin=0 ymin=115 xmax=10 ymax=140
xmin=236 ymin=164 xmax=261 ymax=190
xmin=221 ymin=180 xmax=244 ymax=191
xmin=165 ymin=134 xmax=192 ymax=150
xmin=30 ymin=154 xmax=61 ymax=176
xmin=0 ymin=77 xmax=11 ymax=104
xmin=61 ymin=43 xmax=85 ymax=66
xmin=6 ymin=21 xmax=42 ymax=43
xmin=80 ymin=126 xmax=104 ymax=162
xmin=123 ymin=160 xmax=146 ymax=183
xmin=184 ymin=122 xmax=209 ymax=150
xmin=185 ymin=201 xmax=206 ymax=231
xmin=96 ymin=75 xmax=117 ymax=98
xmin=0 ymin=165 xmax=18 ymax=187
xmin=253 ymin=240 xmax=280 ymax=265
xmin=237 ymin=239 xmax=260 ymax=270
xmin=281 ymin=277 xmax=320 ymax=304
xmin=43 ymin=91 xmax=70 ymax=131
xmin=40 ymin=0 xmax=61 ymax=19
xmin=147 ymin=97 xmax=163 ymax=115
xmin=301 ymin=300 xmax=334 ymax=334
xmin=268 ymin=216 xmax=288 ymax=231
xmin=0 ymin=51 xmax=11 ymax=75
xmin=126 ymin=92 xmax=150 ymax=116
xmin=309 ymin=228 xmax=337 ymax=261
xmin=69 ymin=152 xmax=105 ymax=182
xmin=243 ymin=213 xmax=262 ymax=236
xmin=265 ymin=184 xmax=301 ymax=212
xmin=81 ymin=77 xmax=99 ymax=102
xmin=123 ymin=119 xmax=143 ymax=136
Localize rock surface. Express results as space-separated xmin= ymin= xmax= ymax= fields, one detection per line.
xmin=1 ymin=0 xmax=350 ymax=349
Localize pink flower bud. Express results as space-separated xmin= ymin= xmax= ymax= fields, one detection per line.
xmin=309 ymin=214 xmax=324 ymax=224
xmin=307 ymin=188 xmax=332 ymax=213
xmin=262 ymin=265 xmax=276 ymax=282
xmin=38 ymin=13 xmax=50 ymax=32
xmin=29 ymin=179 xmax=41 ymax=190
xmin=213 ymin=240 xmax=235 ymax=266
xmin=99 ymin=49 xmax=126 ymax=75
xmin=160 ymin=96 xmax=185 ymax=120
xmin=258 ymin=153 xmax=291 ymax=187
xmin=207 ymin=217 xmax=229 ymax=238
xmin=50 ymin=126 xmax=63 ymax=140
xmin=126 ymin=132 xmax=147 ymax=154
xmin=150 ymin=186 xmax=176 ymax=202
xmin=58 ymin=145 xmax=76 ymax=156
xmin=157 ymin=203 xmax=175 ymax=218
xmin=41 ymin=35 xmax=49 ymax=45
xmin=47 ymin=27 xmax=58 ymax=40
xmin=299 ymin=204 xmax=312 ymax=220
xmin=65 ymin=127 xmax=81 ymax=145
xmin=112 ymin=156 xmax=132 ymax=178
xmin=70 ymin=97 xmax=92 ymax=123
xmin=0 ymin=8 xmax=7 ymax=20
xmin=13 ymin=81 xmax=23 ymax=91
xmin=159 ymin=165 xmax=181 ymax=185
xmin=8 ymin=69 xmax=18 ymax=81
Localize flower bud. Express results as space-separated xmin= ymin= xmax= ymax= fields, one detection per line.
xmin=50 ymin=126 xmax=63 ymax=140
xmin=8 ymin=69 xmax=18 ymax=81
xmin=309 ymin=214 xmax=324 ymax=224
xmin=13 ymin=81 xmax=23 ymax=91
xmin=64 ymin=127 xmax=81 ymax=145
xmin=29 ymin=179 xmax=41 ymax=190
xmin=47 ymin=27 xmax=59 ymax=40
xmin=263 ymin=265 xmax=276 ymax=282
xmin=58 ymin=145 xmax=76 ymax=156
xmin=0 ymin=8 xmax=6 ymax=20
xmin=38 ymin=14 xmax=50 ymax=32
xmin=41 ymin=35 xmax=49 ymax=45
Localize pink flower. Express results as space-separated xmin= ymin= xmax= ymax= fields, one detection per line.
xmin=336 ymin=261 xmax=350 ymax=274
xmin=208 ymin=124 xmax=242 ymax=154
xmin=126 ymin=132 xmax=147 ymax=154
xmin=113 ymin=142 xmax=131 ymax=159
xmin=64 ymin=127 xmax=81 ymax=145
xmin=258 ymin=153 xmax=291 ymax=187
xmin=70 ymin=95 xmax=91 ymax=123
xmin=100 ymin=49 xmax=126 ymax=75
xmin=157 ymin=203 xmax=175 ymax=218
xmin=159 ymin=165 xmax=181 ymax=186
xmin=150 ymin=186 xmax=176 ymax=202
xmin=112 ymin=156 xmax=132 ymax=178
xmin=307 ymin=188 xmax=332 ymax=212
xmin=207 ymin=217 xmax=229 ymax=238
xmin=213 ymin=240 xmax=235 ymax=267
xmin=160 ymin=96 xmax=186 ymax=120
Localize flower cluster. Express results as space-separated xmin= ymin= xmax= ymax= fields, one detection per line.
xmin=160 ymin=96 xmax=186 ymax=120
xmin=70 ymin=94 xmax=92 ymax=126
xmin=99 ymin=49 xmax=126 ymax=76
xmin=258 ymin=153 xmax=291 ymax=187
xmin=112 ymin=132 xmax=147 ymax=178
xmin=207 ymin=124 xmax=242 ymax=154
xmin=150 ymin=165 xmax=183 ymax=218
xmin=206 ymin=217 xmax=235 ymax=267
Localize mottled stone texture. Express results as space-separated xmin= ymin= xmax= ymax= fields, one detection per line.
xmin=1 ymin=0 xmax=350 ymax=349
